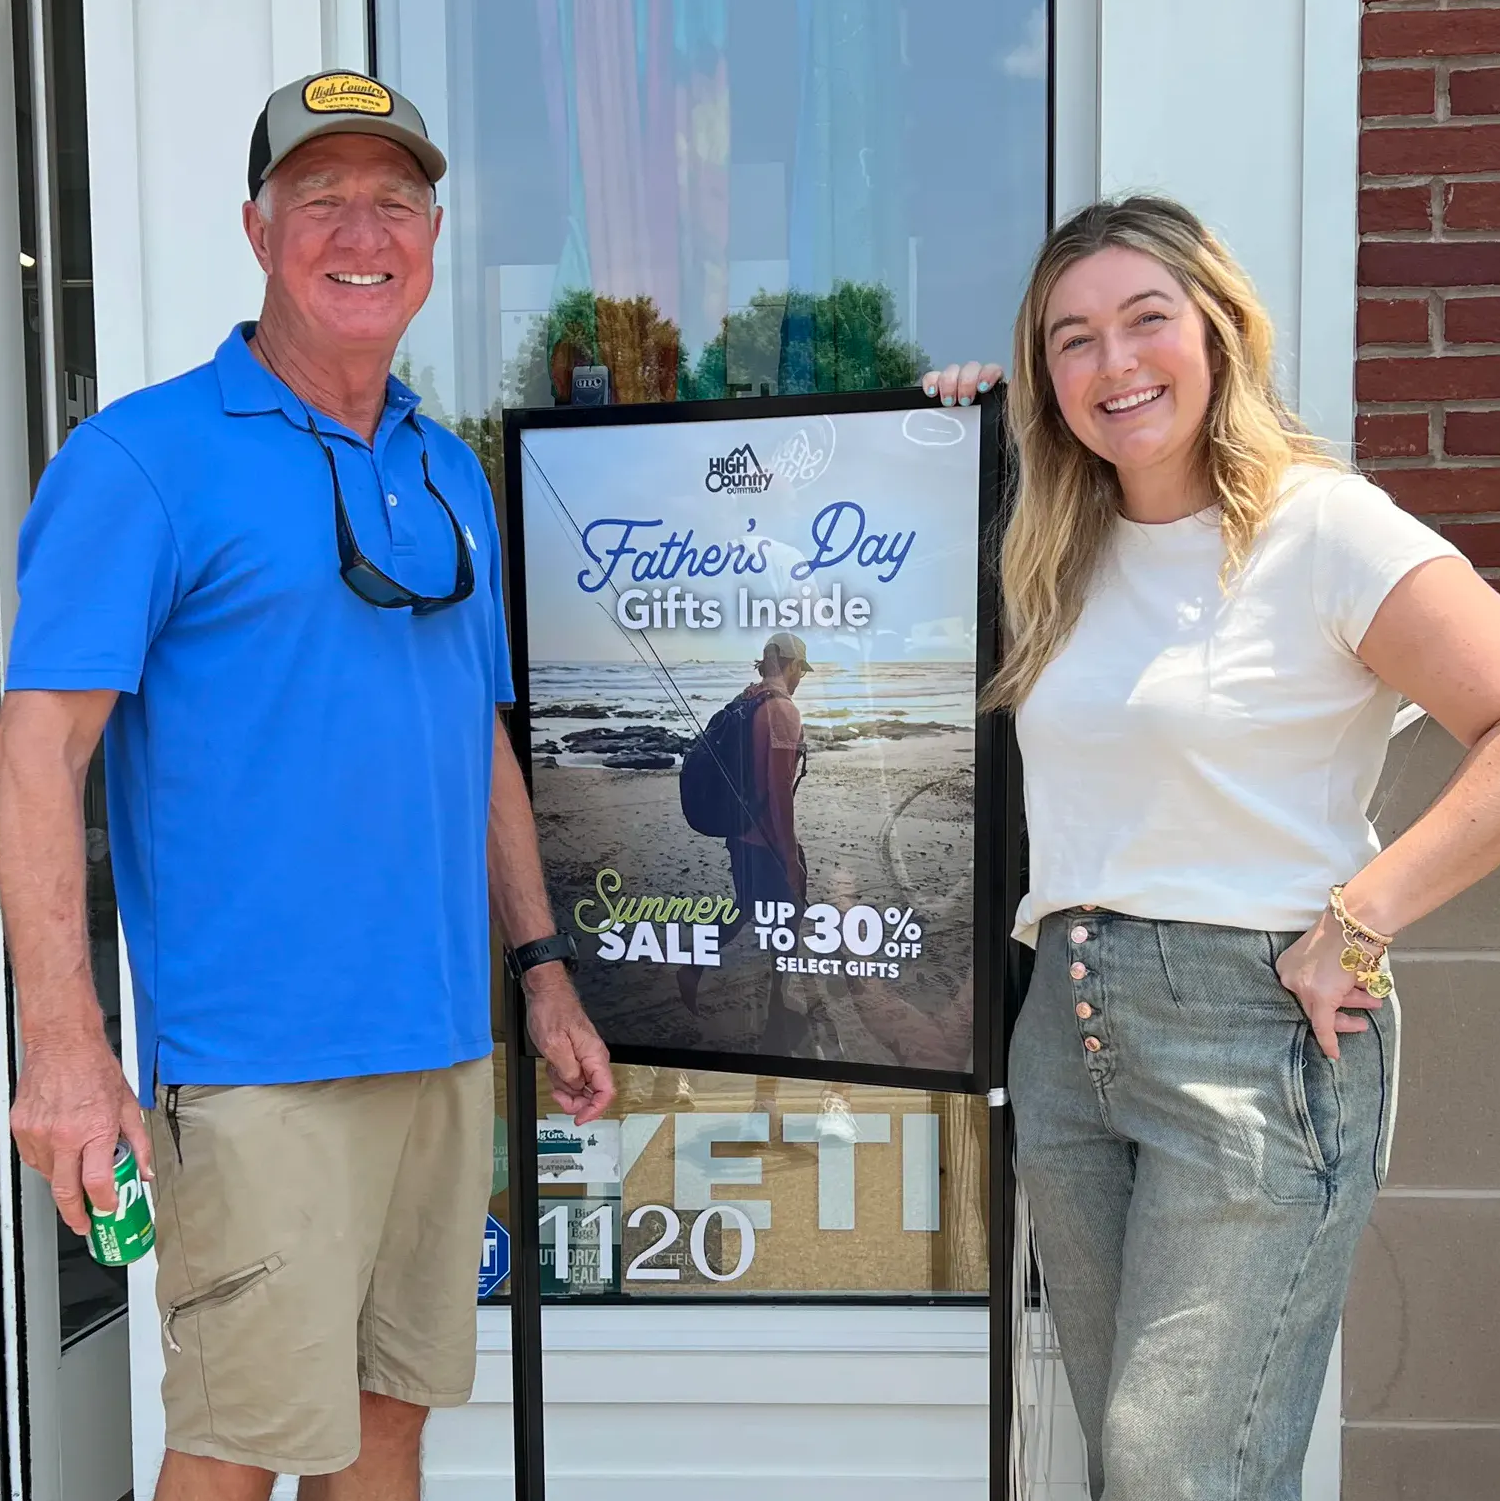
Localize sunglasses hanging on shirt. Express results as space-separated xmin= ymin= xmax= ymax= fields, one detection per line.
xmin=301 ymin=407 xmax=475 ymax=616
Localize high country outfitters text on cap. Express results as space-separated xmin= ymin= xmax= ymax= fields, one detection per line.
xmin=247 ymin=71 xmax=447 ymax=201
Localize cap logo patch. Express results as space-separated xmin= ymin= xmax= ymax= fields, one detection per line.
xmin=303 ymin=73 xmax=393 ymax=116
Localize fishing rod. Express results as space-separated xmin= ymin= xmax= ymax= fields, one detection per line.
xmin=520 ymin=440 xmax=795 ymax=868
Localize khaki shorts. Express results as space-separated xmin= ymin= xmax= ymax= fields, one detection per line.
xmin=149 ymin=1058 xmax=494 ymax=1475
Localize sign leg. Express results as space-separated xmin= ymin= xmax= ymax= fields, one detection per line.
xmin=504 ymin=978 xmax=547 ymax=1501
xmin=990 ymin=1095 xmax=1016 ymax=1500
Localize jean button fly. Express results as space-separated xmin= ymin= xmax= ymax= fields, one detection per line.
xmin=1070 ymin=925 xmax=1090 ymax=944
xmin=1069 ymin=961 xmax=1088 ymax=981
xmin=1075 ymin=1002 xmax=1092 ymax=1019
xmin=1084 ymin=1037 xmax=1103 ymax=1053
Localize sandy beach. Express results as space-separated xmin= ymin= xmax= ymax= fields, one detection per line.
xmin=533 ymin=729 xmax=976 ymax=1073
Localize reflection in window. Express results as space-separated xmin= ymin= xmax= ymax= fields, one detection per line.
xmin=483 ymin=1062 xmax=987 ymax=1301
xmin=378 ymin=0 xmax=1048 ymax=429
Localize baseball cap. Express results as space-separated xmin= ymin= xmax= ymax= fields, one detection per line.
xmin=247 ymin=71 xmax=447 ymax=202
xmin=762 ymin=632 xmax=813 ymax=671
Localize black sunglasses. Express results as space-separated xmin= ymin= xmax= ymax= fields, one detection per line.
xmin=303 ymin=415 xmax=475 ymax=616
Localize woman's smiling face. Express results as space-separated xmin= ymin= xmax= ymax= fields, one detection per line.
xmin=1042 ymin=245 xmax=1214 ymax=487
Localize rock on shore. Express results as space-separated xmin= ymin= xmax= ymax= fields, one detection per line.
xmin=561 ymin=724 xmax=693 ymax=761
xmin=533 ymin=702 xmax=613 ymax=719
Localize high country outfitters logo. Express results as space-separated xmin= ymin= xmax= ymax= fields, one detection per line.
xmin=303 ymin=73 xmax=394 ymax=115
xmin=705 ymin=443 xmax=774 ymax=496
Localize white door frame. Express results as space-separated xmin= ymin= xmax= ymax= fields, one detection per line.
xmin=0 ymin=0 xmax=136 ymax=1493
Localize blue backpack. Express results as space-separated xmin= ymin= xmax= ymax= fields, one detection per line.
xmin=679 ymin=689 xmax=804 ymax=839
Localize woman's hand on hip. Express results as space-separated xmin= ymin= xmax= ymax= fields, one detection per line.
xmin=920 ymin=361 xmax=1005 ymax=407
xmin=1275 ymin=909 xmax=1384 ymax=1061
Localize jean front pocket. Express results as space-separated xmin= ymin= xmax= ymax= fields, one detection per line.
xmin=1290 ymin=1025 xmax=1343 ymax=1179
xmin=1169 ymin=1023 xmax=1336 ymax=1208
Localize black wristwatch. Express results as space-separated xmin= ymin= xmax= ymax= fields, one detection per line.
xmin=504 ymin=932 xmax=578 ymax=984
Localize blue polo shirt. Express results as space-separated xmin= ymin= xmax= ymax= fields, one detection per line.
xmin=7 ymin=325 xmax=513 ymax=1100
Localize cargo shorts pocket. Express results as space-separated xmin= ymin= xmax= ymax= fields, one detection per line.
xmin=163 ymin=1254 xmax=285 ymax=1354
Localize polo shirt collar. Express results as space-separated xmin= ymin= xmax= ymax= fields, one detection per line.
xmin=215 ymin=322 xmax=423 ymax=440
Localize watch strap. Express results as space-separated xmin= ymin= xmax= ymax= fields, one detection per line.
xmin=505 ymin=932 xmax=578 ymax=981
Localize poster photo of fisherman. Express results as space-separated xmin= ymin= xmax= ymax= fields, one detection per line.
xmin=511 ymin=399 xmax=984 ymax=1078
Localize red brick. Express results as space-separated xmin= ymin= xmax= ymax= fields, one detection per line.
xmin=1360 ymin=122 xmax=1500 ymax=175
xmin=1445 ymin=181 xmax=1500 ymax=232
xmin=1445 ymin=410 xmax=1500 ymax=455
xmin=1359 ymin=297 xmax=1431 ymax=345
xmin=1450 ymin=67 xmax=1500 ymax=118
xmin=1446 ymin=297 xmax=1500 ymax=343
xmin=1357 ymin=412 xmax=1430 ymax=458
xmin=1443 ymin=521 xmax=1500 ymax=566
xmin=1360 ymin=185 xmax=1432 ymax=233
xmin=1359 ymin=241 xmax=1500 ymax=290
xmin=1358 ymin=356 xmax=1500 ymax=403
xmin=1363 ymin=10 xmax=1500 ymax=61
xmin=1361 ymin=67 xmax=1437 ymax=117
xmin=1375 ymin=466 xmax=1500 ymax=515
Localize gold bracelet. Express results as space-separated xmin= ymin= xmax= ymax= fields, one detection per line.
xmin=1329 ymin=884 xmax=1394 ymax=947
xmin=1329 ymin=884 xmax=1394 ymax=998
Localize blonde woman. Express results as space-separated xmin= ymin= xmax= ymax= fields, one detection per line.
xmin=925 ymin=196 xmax=1500 ymax=1499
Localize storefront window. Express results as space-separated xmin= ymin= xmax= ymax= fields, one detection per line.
xmin=484 ymin=1060 xmax=988 ymax=1301
xmin=376 ymin=0 xmax=1048 ymax=1301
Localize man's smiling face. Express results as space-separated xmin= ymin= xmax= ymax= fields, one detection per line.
xmin=249 ymin=133 xmax=441 ymax=352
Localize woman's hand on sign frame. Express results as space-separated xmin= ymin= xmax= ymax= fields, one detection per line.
xmin=920 ymin=362 xmax=1005 ymax=407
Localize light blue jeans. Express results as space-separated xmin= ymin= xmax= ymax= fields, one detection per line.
xmin=1010 ymin=910 xmax=1397 ymax=1501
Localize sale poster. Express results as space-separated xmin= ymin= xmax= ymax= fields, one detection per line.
xmin=511 ymin=400 xmax=984 ymax=1082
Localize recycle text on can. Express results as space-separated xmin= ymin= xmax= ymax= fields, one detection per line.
xmin=86 ymin=1141 xmax=155 ymax=1266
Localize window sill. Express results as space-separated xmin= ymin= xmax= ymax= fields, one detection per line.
xmin=475 ymin=1301 xmax=989 ymax=1355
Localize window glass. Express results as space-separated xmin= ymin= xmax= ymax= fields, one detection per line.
xmin=14 ymin=0 xmax=122 ymax=1347
xmin=484 ymin=1060 xmax=988 ymax=1300
xmin=377 ymin=0 xmax=1048 ymax=429
xmin=377 ymin=0 xmax=1048 ymax=1301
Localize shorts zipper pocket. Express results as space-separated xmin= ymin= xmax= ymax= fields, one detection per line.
xmin=163 ymin=1255 xmax=284 ymax=1353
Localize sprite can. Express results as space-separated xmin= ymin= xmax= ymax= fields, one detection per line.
xmin=86 ymin=1141 xmax=155 ymax=1266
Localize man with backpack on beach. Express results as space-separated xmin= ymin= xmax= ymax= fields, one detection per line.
xmin=677 ymin=632 xmax=811 ymax=1045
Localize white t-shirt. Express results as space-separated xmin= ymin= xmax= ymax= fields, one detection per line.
xmin=1012 ymin=465 xmax=1464 ymax=946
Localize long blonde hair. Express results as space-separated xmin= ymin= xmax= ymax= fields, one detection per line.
xmin=983 ymin=195 xmax=1339 ymax=712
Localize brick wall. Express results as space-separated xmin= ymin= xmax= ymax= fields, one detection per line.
xmin=1346 ymin=22 xmax=1500 ymax=1499
xmin=1358 ymin=0 xmax=1500 ymax=580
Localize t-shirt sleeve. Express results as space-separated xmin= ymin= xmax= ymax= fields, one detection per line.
xmin=1311 ymin=471 xmax=1466 ymax=656
xmin=762 ymin=695 xmax=803 ymax=751
xmin=6 ymin=423 xmax=181 ymax=693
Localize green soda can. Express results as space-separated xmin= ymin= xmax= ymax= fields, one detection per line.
xmin=85 ymin=1141 xmax=155 ymax=1266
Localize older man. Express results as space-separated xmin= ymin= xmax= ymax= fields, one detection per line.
xmin=0 ymin=72 xmax=612 ymax=1500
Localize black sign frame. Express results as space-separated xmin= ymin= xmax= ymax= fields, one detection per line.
xmin=502 ymin=387 xmax=1013 ymax=1098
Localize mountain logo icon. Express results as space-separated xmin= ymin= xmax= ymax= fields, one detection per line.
xmin=705 ymin=443 xmax=774 ymax=495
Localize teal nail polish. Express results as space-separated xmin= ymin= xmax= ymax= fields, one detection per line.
xmin=959 ymin=395 xmax=971 ymax=406
xmin=942 ymin=396 xmax=954 ymax=406
xmin=925 ymin=385 xmax=936 ymax=397
xmin=977 ymin=380 xmax=990 ymax=393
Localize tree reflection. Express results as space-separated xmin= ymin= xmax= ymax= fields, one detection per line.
xmin=401 ymin=279 xmax=928 ymax=502
xmin=686 ymin=281 xmax=928 ymax=400
xmin=503 ymin=279 xmax=927 ymax=409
